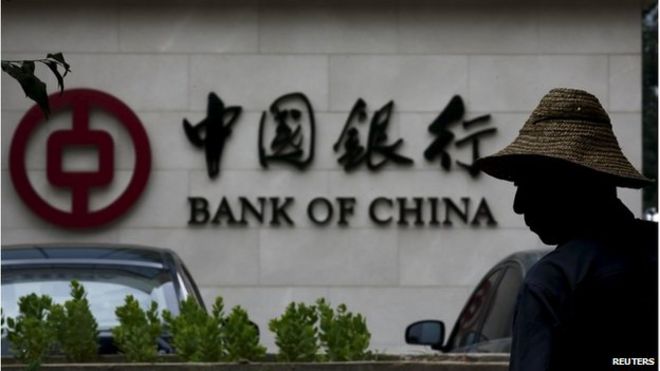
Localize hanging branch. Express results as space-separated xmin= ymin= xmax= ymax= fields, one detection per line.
xmin=1 ymin=52 xmax=71 ymax=118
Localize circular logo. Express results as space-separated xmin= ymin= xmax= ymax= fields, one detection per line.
xmin=9 ymin=89 xmax=151 ymax=228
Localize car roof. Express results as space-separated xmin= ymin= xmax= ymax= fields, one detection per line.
xmin=1 ymin=243 xmax=177 ymax=269
xmin=498 ymin=248 xmax=552 ymax=274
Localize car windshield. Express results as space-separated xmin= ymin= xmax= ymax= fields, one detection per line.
xmin=2 ymin=265 xmax=180 ymax=330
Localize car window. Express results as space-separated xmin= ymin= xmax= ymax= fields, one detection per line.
xmin=480 ymin=265 xmax=523 ymax=343
xmin=2 ymin=266 xmax=180 ymax=329
xmin=448 ymin=268 xmax=504 ymax=349
xmin=180 ymin=263 xmax=205 ymax=308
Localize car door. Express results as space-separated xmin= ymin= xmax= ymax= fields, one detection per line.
xmin=446 ymin=267 xmax=504 ymax=351
xmin=478 ymin=263 xmax=523 ymax=349
xmin=447 ymin=262 xmax=524 ymax=352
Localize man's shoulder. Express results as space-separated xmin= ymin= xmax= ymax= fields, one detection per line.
xmin=523 ymin=239 xmax=609 ymax=292
xmin=635 ymin=219 xmax=658 ymax=246
xmin=524 ymin=219 xmax=658 ymax=293
xmin=522 ymin=249 xmax=575 ymax=294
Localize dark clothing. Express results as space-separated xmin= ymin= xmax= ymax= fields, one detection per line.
xmin=509 ymin=202 xmax=658 ymax=371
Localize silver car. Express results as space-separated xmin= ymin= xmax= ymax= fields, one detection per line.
xmin=406 ymin=249 xmax=551 ymax=353
xmin=1 ymin=243 xmax=205 ymax=354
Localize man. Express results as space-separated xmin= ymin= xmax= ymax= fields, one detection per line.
xmin=476 ymin=88 xmax=658 ymax=371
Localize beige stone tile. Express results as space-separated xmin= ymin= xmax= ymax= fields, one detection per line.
xmin=329 ymin=55 xmax=468 ymax=112
xmin=2 ymin=2 xmax=119 ymax=53
xmin=119 ymin=3 xmax=258 ymax=53
xmin=190 ymin=55 xmax=328 ymax=111
xmin=119 ymin=228 xmax=260 ymax=285
xmin=260 ymin=2 xmax=397 ymax=53
xmin=259 ymin=228 xmax=399 ymax=285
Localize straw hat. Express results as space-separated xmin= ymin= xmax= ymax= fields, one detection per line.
xmin=476 ymin=88 xmax=653 ymax=189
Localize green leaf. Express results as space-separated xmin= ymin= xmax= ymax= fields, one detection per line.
xmin=50 ymin=281 xmax=99 ymax=362
xmin=2 ymin=53 xmax=72 ymax=118
xmin=112 ymin=296 xmax=161 ymax=362
xmin=21 ymin=61 xmax=35 ymax=75
xmin=46 ymin=52 xmax=70 ymax=76
xmin=164 ymin=296 xmax=225 ymax=362
xmin=315 ymin=298 xmax=370 ymax=361
xmin=44 ymin=60 xmax=64 ymax=93
xmin=3 ymin=62 xmax=50 ymax=118
xmin=224 ymin=306 xmax=266 ymax=361
xmin=269 ymin=302 xmax=319 ymax=362
xmin=5 ymin=293 xmax=57 ymax=366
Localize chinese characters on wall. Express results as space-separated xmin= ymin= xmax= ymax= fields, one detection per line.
xmin=184 ymin=92 xmax=496 ymax=179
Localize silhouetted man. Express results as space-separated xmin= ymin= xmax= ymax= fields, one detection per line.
xmin=476 ymin=88 xmax=658 ymax=371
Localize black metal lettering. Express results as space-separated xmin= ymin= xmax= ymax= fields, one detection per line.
xmin=369 ymin=197 xmax=393 ymax=225
xmin=183 ymin=93 xmax=242 ymax=179
xmin=188 ymin=197 xmax=210 ymax=225
xmin=471 ymin=198 xmax=497 ymax=226
xmin=455 ymin=127 xmax=497 ymax=177
xmin=308 ymin=197 xmax=333 ymax=225
xmin=443 ymin=197 xmax=470 ymax=226
xmin=333 ymin=99 xmax=367 ymax=171
xmin=336 ymin=197 xmax=356 ymax=226
xmin=335 ymin=99 xmax=413 ymax=172
xmin=259 ymin=93 xmax=315 ymax=170
xmin=397 ymin=197 xmax=424 ymax=226
xmin=271 ymin=197 xmax=295 ymax=226
xmin=428 ymin=197 xmax=440 ymax=226
xmin=366 ymin=101 xmax=414 ymax=170
xmin=425 ymin=96 xmax=497 ymax=177
xmin=212 ymin=197 xmax=239 ymax=225
xmin=239 ymin=197 xmax=266 ymax=225
xmin=424 ymin=95 xmax=464 ymax=171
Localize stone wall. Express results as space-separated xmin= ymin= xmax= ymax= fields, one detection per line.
xmin=1 ymin=0 xmax=644 ymax=353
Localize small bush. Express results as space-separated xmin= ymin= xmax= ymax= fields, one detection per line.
xmin=269 ymin=302 xmax=319 ymax=362
xmin=163 ymin=297 xmax=225 ymax=362
xmin=164 ymin=297 xmax=265 ymax=362
xmin=5 ymin=294 xmax=56 ymax=370
xmin=316 ymin=298 xmax=371 ymax=361
xmin=224 ymin=306 xmax=266 ymax=361
xmin=49 ymin=280 xmax=99 ymax=362
xmin=112 ymin=296 xmax=162 ymax=362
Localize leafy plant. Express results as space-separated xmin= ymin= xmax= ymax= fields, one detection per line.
xmin=164 ymin=296 xmax=266 ymax=362
xmin=316 ymin=298 xmax=371 ymax=361
xmin=1 ymin=308 xmax=6 ymax=337
xmin=224 ymin=306 xmax=266 ymax=361
xmin=163 ymin=297 xmax=225 ymax=362
xmin=1 ymin=52 xmax=71 ymax=118
xmin=269 ymin=302 xmax=319 ymax=362
xmin=112 ymin=296 xmax=162 ymax=362
xmin=49 ymin=280 xmax=99 ymax=362
xmin=5 ymin=294 xmax=56 ymax=370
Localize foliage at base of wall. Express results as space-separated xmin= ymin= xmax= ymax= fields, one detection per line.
xmin=2 ymin=281 xmax=372 ymax=370
xmin=3 ymin=281 xmax=99 ymax=371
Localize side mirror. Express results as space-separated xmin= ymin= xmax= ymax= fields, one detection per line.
xmin=250 ymin=320 xmax=260 ymax=338
xmin=405 ymin=320 xmax=445 ymax=349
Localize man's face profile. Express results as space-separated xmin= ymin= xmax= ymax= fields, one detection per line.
xmin=513 ymin=177 xmax=569 ymax=245
xmin=511 ymin=164 xmax=612 ymax=246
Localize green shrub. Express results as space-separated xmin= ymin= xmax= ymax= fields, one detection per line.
xmin=269 ymin=302 xmax=319 ymax=362
xmin=112 ymin=296 xmax=162 ymax=362
xmin=49 ymin=280 xmax=99 ymax=362
xmin=163 ymin=297 xmax=225 ymax=362
xmin=224 ymin=306 xmax=266 ymax=361
xmin=2 ymin=308 xmax=6 ymax=337
xmin=164 ymin=297 xmax=265 ymax=362
xmin=5 ymin=294 xmax=56 ymax=370
xmin=316 ymin=298 xmax=371 ymax=361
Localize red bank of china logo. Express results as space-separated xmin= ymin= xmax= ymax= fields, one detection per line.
xmin=9 ymin=89 xmax=151 ymax=229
